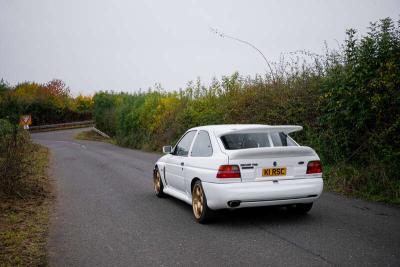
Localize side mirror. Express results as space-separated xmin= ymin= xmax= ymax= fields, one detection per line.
xmin=163 ymin=145 xmax=172 ymax=154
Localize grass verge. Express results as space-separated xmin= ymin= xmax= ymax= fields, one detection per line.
xmin=324 ymin=163 xmax=400 ymax=205
xmin=74 ymin=130 xmax=115 ymax=144
xmin=0 ymin=144 xmax=51 ymax=266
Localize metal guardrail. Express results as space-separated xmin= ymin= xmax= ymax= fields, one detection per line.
xmin=91 ymin=127 xmax=110 ymax=138
xmin=29 ymin=120 xmax=95 ymax=132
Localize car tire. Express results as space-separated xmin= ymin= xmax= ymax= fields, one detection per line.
xmin=153 ymin=167 xmax=165 ymax=197
xmin=192 ymin=180 xmax=214 ymax=224
xmin=288 ymin=203 xmax=313 ymax=214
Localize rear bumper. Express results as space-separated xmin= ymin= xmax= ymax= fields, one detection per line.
xmin=202 ymin=178 xmax=323 ymax=210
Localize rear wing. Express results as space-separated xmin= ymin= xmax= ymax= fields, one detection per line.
xmin=215 ymin=125 xmax=303 ymax=137
xmin=227 ymin=146 xmax=317 ymax=159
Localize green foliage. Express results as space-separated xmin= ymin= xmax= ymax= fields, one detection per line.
xmin=319 ymin=18 xmax=400 ymax=184
xmin=74 ymin=95 xmax=94 ymax=112
xmin=92 ymin=17 xmax=399 ymax=203
xmin=92 ymin=91 xmax=121 ymax=136
xmin=0 ymin=79 xmax=93 ymax=125
xmin=0 ymin=79 xmax=10 ymax=93
xmin=93 ymin=71 xmax=324 ymax=152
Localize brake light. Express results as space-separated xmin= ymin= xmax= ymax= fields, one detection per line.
xmin=306 ymin=160 xmax=322 ymax=174
xmin=217 ymin=165 xmax=241 ymax=178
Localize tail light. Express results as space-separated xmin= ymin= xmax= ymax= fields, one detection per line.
xmin=217 ymin=165 xmax=241 ymax=178
xmin=306 ymin=160 xmax=322 ymax=174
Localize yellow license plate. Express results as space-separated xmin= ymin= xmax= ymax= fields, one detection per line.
xmin=262 ymin=167 xmax=287 ymax=176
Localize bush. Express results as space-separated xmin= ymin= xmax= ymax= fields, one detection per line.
xmin=319 ymin=18 xmax=400 ymax=165
xmin=0 ymin=119 xmax=32 ymax=195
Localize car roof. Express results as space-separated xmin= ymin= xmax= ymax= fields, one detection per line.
xmin=189 ymin=124 xmax=303 ymax=136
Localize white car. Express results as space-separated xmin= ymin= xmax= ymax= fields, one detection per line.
xmin=153 ymin=124 xmax=323 ymax=223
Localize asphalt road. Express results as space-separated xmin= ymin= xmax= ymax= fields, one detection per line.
xmin=32 ymin=128 xmax=400 ymax=267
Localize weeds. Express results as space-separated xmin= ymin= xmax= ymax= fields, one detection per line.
xmin=74 ymin=130 xmax=115 ymax=144
xmin=0 ymin=144 xmax=51 ymax=266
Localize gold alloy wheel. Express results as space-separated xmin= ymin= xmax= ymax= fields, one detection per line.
xmin=192 ymin=184 xmax=204 ymax=219
xmin=154 ymin=171 xmax=161 ymax=193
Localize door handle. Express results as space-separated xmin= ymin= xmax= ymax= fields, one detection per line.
xmin=180 ymin=162 xmax=184 ymax=166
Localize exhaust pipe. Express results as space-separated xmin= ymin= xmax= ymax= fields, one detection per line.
xmin=227 ymin=200 xmax=241 ymax=208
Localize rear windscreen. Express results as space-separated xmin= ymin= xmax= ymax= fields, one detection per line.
xmin=221 ymin=133 xmax=271 ymax=150
xmin=270 ymin=132 xmax=297 ymax=147
xmin=221 ymin=132 xmax=296 ymax=150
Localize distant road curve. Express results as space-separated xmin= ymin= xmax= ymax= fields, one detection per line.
xmin=32 ymin=128 xmax=400 ymax=267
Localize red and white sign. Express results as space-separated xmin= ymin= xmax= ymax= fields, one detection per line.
xmin=20 ymin=115 xmax=32 ymax=130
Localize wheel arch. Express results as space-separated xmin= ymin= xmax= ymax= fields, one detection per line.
xmin=154 ymin=162 xmax=168 ymax=185
xmin=153 ymin=164 xmax=159 ymax=178
xmin=190 ymin=177 xmax=201 ymax=194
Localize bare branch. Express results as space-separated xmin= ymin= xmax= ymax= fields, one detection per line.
xmin=210 ymin=27 xmax=276 ymax=81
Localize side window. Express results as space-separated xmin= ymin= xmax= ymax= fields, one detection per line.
xmin=191 ymin=131 xmax=213 ymax=157
xmin=173 ymin=131 xmax=196 ymax=156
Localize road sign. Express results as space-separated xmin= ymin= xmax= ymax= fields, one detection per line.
xmin=20 ymin=114 xmax=32 ymax=130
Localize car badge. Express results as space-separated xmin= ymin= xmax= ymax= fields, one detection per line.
xmin=273 ymin=161 xmax=277 ymax=167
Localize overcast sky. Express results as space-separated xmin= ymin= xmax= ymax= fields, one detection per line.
xmin=0 ymin=0 xmax=399 ymax=96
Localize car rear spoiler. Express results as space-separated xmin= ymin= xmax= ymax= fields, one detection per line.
xmin=226 ymin=146 xmax=317 ymax=159
xmin=215 ymin=125 xmax=303 ymax=137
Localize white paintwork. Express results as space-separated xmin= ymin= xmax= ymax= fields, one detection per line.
xmin=202 ymin=178 xmax=323 ymax=209
xmin=214 ymin=125 xmax=303 ymax=136
xmin=155 ymin=124 xmax=323 ymax=210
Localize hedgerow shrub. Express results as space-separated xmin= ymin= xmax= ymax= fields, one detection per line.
xmin=0 ymin=79 xmax=92 ymax=126
xmin=0 ymin=119 xmax=31 ymax=195
xmin=92 ymin=18 xmax=399 ymax=203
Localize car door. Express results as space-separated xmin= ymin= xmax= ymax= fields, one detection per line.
xmin=164 ymin=130 xmax=196 ymax=192
xmin=185 ymin=130 xmax=216 ymax=192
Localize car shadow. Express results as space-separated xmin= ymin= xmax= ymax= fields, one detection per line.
xmin=215 ymin=206 xmax=317 ymax=226
xmin=161 ymin=194 xmax=318 ymax=227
